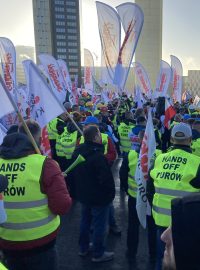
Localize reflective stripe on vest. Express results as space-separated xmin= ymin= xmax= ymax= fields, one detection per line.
xmin=0 ymin=154 xmax=60 ymax=241
xmin=1 ymin=214 xmax=55 ymax=230
xmin=151 ymin=149 xmax=200 ymax=227
xmin=127 ymin=150 xmax=138 ymax=198
xmin=4 ymin=198 xmax=48 ymax=209
xmin=152 ymin=205 xmax=171 ymax=216
xmin=155 ymin=187 xmax=200 ymax=197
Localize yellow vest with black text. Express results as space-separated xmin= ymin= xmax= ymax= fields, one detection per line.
xmin=118 ymin=122 xmax=134 ymax=153
xmin=79 ymin=133 xmax=108 ymax=155
xmin=150 ymin=149 xmax=200 ymax=227
xmin=0 ymin=154 xmax=60 ymax=241
xmin=192 ymin=138 xmax=200 ymax=157
xmin=60 ymin=128 xmax=78 ymax=159
xmin=47 ymin=118 xmax=59 ymax=140
xmin=128 ymin=150 xmax=138 ymax=198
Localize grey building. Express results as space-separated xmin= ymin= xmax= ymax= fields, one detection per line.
xmin=135 ymin=0 xmax=163 ymax=89
xmin=32 ymin=0 xmax=81 ymax=84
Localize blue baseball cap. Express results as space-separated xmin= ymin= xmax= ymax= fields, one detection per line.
xmin=83 ymin=116 xmax=99 ymax=125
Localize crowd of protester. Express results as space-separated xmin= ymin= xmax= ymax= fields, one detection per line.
xmin=0 ymin=91 xmax=200 ymax=270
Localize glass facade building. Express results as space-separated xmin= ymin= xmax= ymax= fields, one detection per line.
xmin=32 ymin=0 xmax=81 ymax=83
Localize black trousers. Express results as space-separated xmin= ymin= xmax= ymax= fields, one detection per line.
xmin=127 ymin=196 xmax=156 ymax=257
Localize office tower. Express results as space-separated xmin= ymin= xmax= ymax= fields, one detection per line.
xmin=135 ymin=0 xmax=163 ymax=89
xmin=32 ymin=0 xmax=81 ymax=83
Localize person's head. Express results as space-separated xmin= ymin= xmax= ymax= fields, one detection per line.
xmin=72 ymin=104 xmax=80 ymax=112
xmin=85 ymin=101 xmax=93 ymax=110
xmin=72 ymin=112 xmax=82 ymax=123
xmin=59 ymin=112 xmax=69 ymax=122
xmin=18 ymin=119 xmax=41 ymax=146
xmin=174 ymin=114 xmax=183 ymax=123
xmin=192 ymin=120 xmax=200 ymax=133
xmin=83 ymin=125 xmax=101 ymax=144
xmin=83 ymin=116 xmax=99 ymax=127
xmin=136 ymin=116 xmax=146 ymax=126
xmin=63 ymin=101 xmax=71 ymax=111
xmin=170 ymin=123 xmax=192 ymax=146
xmin=161 ymin=195 xmax=200 ymax=270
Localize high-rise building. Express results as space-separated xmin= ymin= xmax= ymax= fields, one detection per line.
xmin=15 ymin=45 xmax=35 ymax=83
xmin=32 ymin=0 xmax=81 ymax=83
xmin=135 ymin=0 xmax=163 ymax=89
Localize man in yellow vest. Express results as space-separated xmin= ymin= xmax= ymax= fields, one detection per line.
xmin=120 ymin=130 xmax=156 ymax=264
xmin=0 ymin=120 xmax=72 ymax=270
xmin=148 ymin=123 xmax=200 ymax=270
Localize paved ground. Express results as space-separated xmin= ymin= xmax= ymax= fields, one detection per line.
xmin=57 ymin=159 xmax=155 ymax=270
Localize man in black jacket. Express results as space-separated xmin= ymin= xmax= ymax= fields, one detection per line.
xmin=72 ymin=125 xmax=115 ymax=263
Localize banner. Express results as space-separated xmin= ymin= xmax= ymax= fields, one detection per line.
xmin=170 ymin=55 xmax=183 ymax=103
xmin=23 ymin=60 xmax=64 ymax=128
xmin=154 ymin=60 xmax=172 ymax=99
xmin=134 ymin=62 xmax=152 ymax=97
xmin=16 ymin=84 xmax=29 ymax=119
xmin=113 ymin=3 xmax=144 ymax=90
xmin=136 ymin=109 xmax=156 ymax=228
xmin=84 ymin=49 xmax=94 ymax=94
xmin=96 ymin=1 xmax=121 ymax=84
xmin=57 ymin=59 xmax=72 ymax=93
xmin=0 ymin=76 xmax=15 ymax=119
xmin=164 ymin=98 xmax=176 ymax=129
xmin=38 ymin=54 xmax=66 ymax=103
xmin=0 ymin=37 xmax=17 ymax=99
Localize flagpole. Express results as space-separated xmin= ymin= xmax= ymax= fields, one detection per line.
xmin=0 ymin=76 xmax=41 ymax=154
xmin=65 ymin=110 xmax=83 ymax=135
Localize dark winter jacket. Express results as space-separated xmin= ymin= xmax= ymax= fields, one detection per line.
xmin=72 ymin=141 xmax=115 ymax=206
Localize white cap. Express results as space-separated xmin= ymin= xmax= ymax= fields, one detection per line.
xmin=171 ymin=123 xmax=192 ymax=140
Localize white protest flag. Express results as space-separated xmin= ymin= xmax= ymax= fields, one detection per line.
xmin=0 ymin=76 xmax=15 ymax=118
xmin=16 ymin=84 xmax=29 ymax=119
xmin=134 ymin=62 xmax=152 ymax=98
xmin=154 ymin=60 xmax=172 ymax=99
xmin=171 ymin=55 xmax=183 ymax=103
xmin=0 ymin=37 xmax=17 ymax=99
xmin=113 ymin=3 xmax=144 ymax=90
xmin=57 ymin=59 xmax=72 ymax=93
xmin=23 ymin=60 xmax=64 ymax=128
xmin=38 ymin=54 xmax=66 ymax=103
xmin=136 ymin=109 xmax=156 ymax=228
xmin=134 ymin=85 xmax=144 ymax=108
xmin=96 ymin=1 xmax=121 ymax=84
xmin=84 ymin=49 xmax=94 ymax=95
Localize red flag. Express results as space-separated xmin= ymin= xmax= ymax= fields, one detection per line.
xmin=164 ymin=99 xmax=176 ymax=129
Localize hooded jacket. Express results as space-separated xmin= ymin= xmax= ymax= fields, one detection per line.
xmin=0 ymin=133 xmax=72 ymax=252
xmin=71 ymin=141 xmax=115 ymax=206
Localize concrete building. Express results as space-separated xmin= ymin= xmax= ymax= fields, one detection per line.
xmin=135 ymin=0 xmax=163 ymax=89
xmin=15 ymin=46 xmax=35 ymax=83
xmin=32 ymin=0 xmax=81 ymax=83
xmin=185 ymin=70 xmax=200 ymax=96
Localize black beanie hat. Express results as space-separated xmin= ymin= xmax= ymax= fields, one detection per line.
xmin=171 ymin=195 xmax=200 ymax=270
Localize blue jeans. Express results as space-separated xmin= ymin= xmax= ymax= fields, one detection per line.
xmin=156 ymin=226 xmax=166 ymax=270
xmin=4 ymin=245 xmax=58 ymax=270
xmin=79 ymin=204 xmax=110 ymax=258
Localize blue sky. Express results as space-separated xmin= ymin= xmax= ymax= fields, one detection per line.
xmin=0 ymin=0 xmax=200 ymax=74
